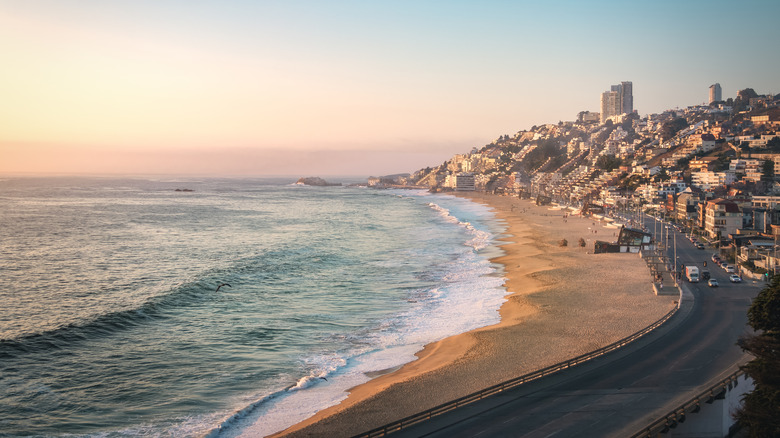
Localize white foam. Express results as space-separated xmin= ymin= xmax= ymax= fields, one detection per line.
xmin=228 ymin=192 xmax=508 ymax=438
xmin=427 ymin=202 xmax=492 ymax=250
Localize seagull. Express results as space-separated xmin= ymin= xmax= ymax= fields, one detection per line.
xmin=216 ymin=283 xmax=232 ymax=292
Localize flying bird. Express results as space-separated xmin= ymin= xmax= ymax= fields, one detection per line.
xmin=216 ymin=283 xmax=232 ymax=292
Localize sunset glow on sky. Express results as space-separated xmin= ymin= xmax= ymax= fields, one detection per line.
xmin=1 ymin=0 xmax=778 ymax=177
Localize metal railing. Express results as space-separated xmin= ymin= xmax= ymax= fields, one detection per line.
xmin=630 ymin=369 xmax=747 ymax=438
xmin=354 ymin=305 xmax=680 ymax=438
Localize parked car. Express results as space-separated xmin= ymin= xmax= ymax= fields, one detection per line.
xmin=726 ymin=265 xmax=737 ymax=273
xmin=696 ymin=243 xmax=705 ymax=250
xmin=711 ymin=254 xmax=721 ymax=263
xmin=708 ymin=278 xmax=719 ymax=287
xmin=729 ymin=274 xmax=742 ymax=283
xmin=721 ymin=263 xmax=730 ymax=271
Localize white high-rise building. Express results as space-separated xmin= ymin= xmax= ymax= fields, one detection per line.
xmin=600 ymin=81 xmax=633 ymax=123
xmin=601 ymin=91 xmax=619 ymax=123
xmin=709 ymin=83 xmax=722 ymax=103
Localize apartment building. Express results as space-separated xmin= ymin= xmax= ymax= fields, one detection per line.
xmin=689 ymin=156 xmax=719 ymax=172
xmin=709 ymin=83 xmax=722 ymax=103
xmin=692 ymin=171 xmax=736 ymax=190
xmin=600 ymin=81 xmax=633 ymax=123
xmin=455 ymin=173 xmax=476 ymax=191
xmin=676 ymin=189 xmax=701 ymax=222
xmin=704 ymin=198 xmax=742 ymax=239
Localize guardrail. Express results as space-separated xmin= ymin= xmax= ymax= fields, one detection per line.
xmin=354 ymin=304 xmax=680 ymax=438
xmin=630 ymin=369 xmax=747 ymax=437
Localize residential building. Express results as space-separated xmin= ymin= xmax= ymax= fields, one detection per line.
xmin=704 ymin=198 xmax=742 ymax=239
xmin=750 ymin=109 xmax=780 ymax=129
xmin=689 ymin=156 xmax=719 ymax=172
xmin=577 ymin=111 xmax=600 ymax=123
xmin=658 ymin=179 xmax=687 ymax=198
xmin=698 ymin=133 xmax=717 ymax=153
xmin=617 ymin=81 xmax=633 ymax=115
xmin=600 ymin=81 xmax=633 ymax=123
xmin=601 ymin=91 xmax=620 ymax=123
xmin=455 ymin=173 xmax=476 ymax=191
xmin=709 ymin=83 xmax=722 ymax=103
xmin=752 ymin=196 xmax=780 ymax=209
xmin=692 ymin=171 xmax=736 ymax=190
xmin=443 ymin=173 xmax=456 ymax=189
xmin=730 ymin=159 xmax=763 ymax=182
xmin=750 ymin=153 xmax=780 ymax=178
xmin=676 ymin=188 xmax=701 ymax=222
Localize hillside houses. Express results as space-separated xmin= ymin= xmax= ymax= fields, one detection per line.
xmin=399 ymin=87 xmax=780 ymax=267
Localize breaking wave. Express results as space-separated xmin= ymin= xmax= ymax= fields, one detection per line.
xmin=427 ymin=202 xmax=491 ymax=250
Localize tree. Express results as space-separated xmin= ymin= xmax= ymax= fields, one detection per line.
xmin=596 ymin=155 xmax=622 ymax=171
xmin=676 ymin=156 xmax=693 ymax=169
xmin=762 ymin=159 xmax=775 ymax=181
xmin=661 ymin=117 xmax=688 ymax=142
xmin=768 ymin=137 xmax=780 ymax=153
xmin=656 ymin=167 xmax=671 ymax=182
xmin=734 ymin=278 xmax=780 ymax=436
xmin=713 ymin=154 xmax=732 ymax=172
xmin=738 ymin=88 xmax=759 ymax=100
xmin=522 ymin=138 xmax=562 ymax=172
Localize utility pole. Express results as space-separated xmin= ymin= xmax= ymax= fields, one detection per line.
xmin=674 ymin=231 xmax=678 ymax=287
xmin=654 ymin=212 xmax=658 ymax=245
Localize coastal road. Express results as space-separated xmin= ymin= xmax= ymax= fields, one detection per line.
xmin=387 ymin=223 xmax=759 ymax=438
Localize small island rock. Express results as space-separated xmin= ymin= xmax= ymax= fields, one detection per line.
xmin=296 ymin=177 xmax=342 ymax=187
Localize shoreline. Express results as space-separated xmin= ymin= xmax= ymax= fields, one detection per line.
xmin=266 ymin=193 xmax=676 ymax=438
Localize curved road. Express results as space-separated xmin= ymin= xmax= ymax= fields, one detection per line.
xmin=388 ymin=223 xmax=759 ymax=438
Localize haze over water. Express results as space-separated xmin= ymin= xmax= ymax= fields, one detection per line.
xmin=0 ymin=177 xmax=507 ymax=437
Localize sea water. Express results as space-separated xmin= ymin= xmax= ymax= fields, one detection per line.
xmin=0 ymin=177 xmax=507 ymax=437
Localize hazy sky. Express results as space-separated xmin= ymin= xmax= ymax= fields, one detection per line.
xmin=2 ymin=0 xmax=779 ymax=177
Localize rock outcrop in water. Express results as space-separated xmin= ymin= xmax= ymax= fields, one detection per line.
xmin=296 ymin=177 xmax=341 ymax=186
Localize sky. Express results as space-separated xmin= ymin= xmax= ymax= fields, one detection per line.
xmin=1 ymin=0 xmax=779 ymax=177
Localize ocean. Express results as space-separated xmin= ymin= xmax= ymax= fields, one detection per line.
xmin=0 ymin=177 xmax=507 ymax=437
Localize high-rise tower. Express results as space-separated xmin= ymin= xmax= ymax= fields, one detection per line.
xmin=601 ymin=91 xmax=619 ymax=123
xmin=600 ymin=81 xmax=633 ymax=123
xmin=709 ymin=83 xmax=722 ymax=103
xmin=620 ymin=81 xmax=633 ymax=114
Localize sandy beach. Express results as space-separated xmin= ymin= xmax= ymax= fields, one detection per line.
xmin=271 ymin=193 xmax=676 ymax=438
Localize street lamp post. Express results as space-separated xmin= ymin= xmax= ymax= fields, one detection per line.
xmin=674 ymin=231 xmax=678 ymax=287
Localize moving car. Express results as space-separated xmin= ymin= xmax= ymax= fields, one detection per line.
xmin=708 ymin=278 xmax=719 ymax=287
xmin=712 ymin=254 xmax=721 ymax=263
xmin=729 ymin=274 xmax=742 ymax=283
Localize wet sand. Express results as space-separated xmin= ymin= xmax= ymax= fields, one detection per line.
xmin=270 ymin=193 xmax=676 ymax=437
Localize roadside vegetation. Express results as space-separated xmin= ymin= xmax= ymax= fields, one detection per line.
xmin=735 ymin=276 xmax=780 ymax=436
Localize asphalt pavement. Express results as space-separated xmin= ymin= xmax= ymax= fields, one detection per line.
xmin=385 ymin=218 xmax=760 ymax=438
